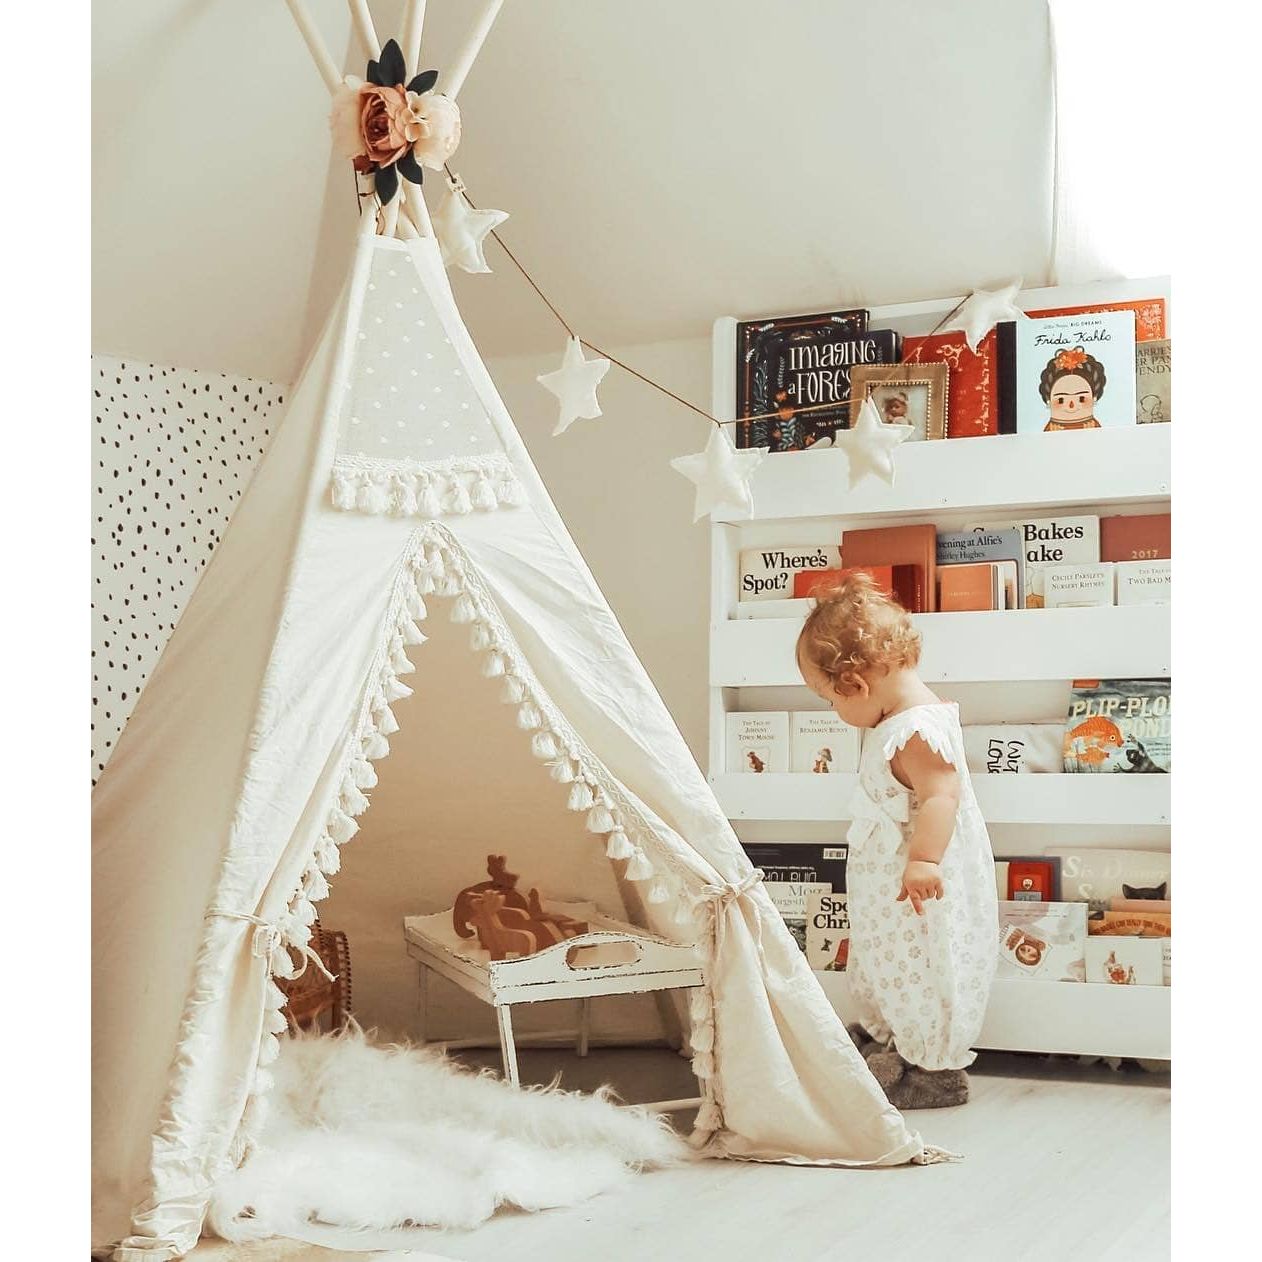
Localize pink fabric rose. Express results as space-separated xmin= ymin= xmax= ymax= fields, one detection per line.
xmin=329 ymin=77 xmax=369 ymax=161
xmin=410 ymin=91 xmax=462 ymax=170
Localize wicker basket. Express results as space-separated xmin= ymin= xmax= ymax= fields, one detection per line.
xmin=275 ymin=919 xmax=352 ymax=1032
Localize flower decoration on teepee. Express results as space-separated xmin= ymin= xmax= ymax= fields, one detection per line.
xmin=329 ymin=38 xmax=462 ymax=204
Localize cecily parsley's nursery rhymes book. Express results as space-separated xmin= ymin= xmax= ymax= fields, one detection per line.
xmin=1015 ymin=311 xmax=1136 ymax=434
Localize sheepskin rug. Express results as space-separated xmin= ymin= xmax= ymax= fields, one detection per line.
xmin=208 ymin=1030 xmax=688 ymax=1243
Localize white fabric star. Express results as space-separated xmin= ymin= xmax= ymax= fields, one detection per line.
xmin=537 ymin=337 xmax=611 ymax=436
xmin=833 ymin=394 xmax=913 ymax=488
xmin=670 ymin=426 xmax=768 ymax=522
xmin=433 ymin=185 xmax=509 ymax=274
xmin=939 ymin=281 xmax=1025 ymax=352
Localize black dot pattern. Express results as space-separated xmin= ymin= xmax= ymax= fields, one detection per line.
xmin=91 ymin=356 xmax=284 ymax=782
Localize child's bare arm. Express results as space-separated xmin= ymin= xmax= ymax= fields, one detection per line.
xmin=891 ymin=735 xmax=961 ymax=914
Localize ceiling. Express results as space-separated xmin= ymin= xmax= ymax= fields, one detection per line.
xmin=93 ymin=0 xmax=1054 ymax=382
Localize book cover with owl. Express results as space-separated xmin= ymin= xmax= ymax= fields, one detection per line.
xmin=996 ymin=901 xmax=1087 ymax=982
xmin=1062 ymin=679 xmax=1170 ymax=773
xmin=1015 ymin=311 xmax=1136 ymax=434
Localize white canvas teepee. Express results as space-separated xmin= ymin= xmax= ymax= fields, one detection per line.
xmin=91 ymin=6 xmax=941 ymax=1259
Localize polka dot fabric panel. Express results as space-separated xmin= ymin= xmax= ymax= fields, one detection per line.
xmin=91 ymin=354 xmax=284 ymax=782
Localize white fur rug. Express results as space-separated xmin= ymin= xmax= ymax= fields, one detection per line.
xmin=208 ymin=1031 xmax=687 ymax=1245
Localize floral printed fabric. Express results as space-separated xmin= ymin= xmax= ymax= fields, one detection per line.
xmin=845 ymin=704 xmax=998 ymax=1071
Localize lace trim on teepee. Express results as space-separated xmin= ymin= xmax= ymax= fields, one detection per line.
xmin=330 ymin=453 xmax=524 ymax=517
xmin=233 ymin=522 xmax=724 ymax=1159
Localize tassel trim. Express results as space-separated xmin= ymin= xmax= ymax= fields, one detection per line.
xmin=329 ymin=454 xmax=524 ymax=519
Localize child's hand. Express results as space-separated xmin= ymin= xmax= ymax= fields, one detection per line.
xmin=897 ymin=860 xmax=944 ymax=915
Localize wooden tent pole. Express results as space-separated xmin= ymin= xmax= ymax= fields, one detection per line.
xmin=284 ymin=0 xmax=342 ymax=92
xmin=445 ymin=0 xmax=505 ymax=100
xmin=348 ymin=0 xmax=382 ymax=58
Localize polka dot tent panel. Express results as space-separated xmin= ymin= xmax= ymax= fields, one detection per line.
xmin=336 ymin=245 xmax=500 ymax=462
xmin=91 ymin=354 xmax=284 ymax=781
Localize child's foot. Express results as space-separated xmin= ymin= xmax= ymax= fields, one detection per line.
xmin=845 ymin=1023 xmax=883 ymax=1060
xmin=867 ymin=1047 xmax=970 ymax=1109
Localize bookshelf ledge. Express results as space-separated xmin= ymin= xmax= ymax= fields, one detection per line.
xmin=711 ymin=772 xmax=1170 ymax=825
xmin=819 ymin=973 xmax=1170 ymax=1061
xmin=711 ymin=605 xmax=1171 ymax=686
xmin=715 ymin=424 xmax=1171 ymax=524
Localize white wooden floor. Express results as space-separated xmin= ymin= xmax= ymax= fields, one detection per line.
xmin=189 ymin=1046 xmax=1169 ymax=1262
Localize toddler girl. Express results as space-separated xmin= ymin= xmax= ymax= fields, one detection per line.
xmin=797 ymin=572 xmax=997 ymax=1108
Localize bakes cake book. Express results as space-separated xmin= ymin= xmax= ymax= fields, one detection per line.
xmin=1136 ymin=338 xmax=1171 ymax=423
xmin=735 ymin=309 xmax=871 ymax=451
xmin=805 ymin=889 xmax=850 ymax=971
xmin=976 ymin=515 xmax=1099 ymax=607
xmin=901 ymin=328 xmax=999 ymax=438
xmin=1014 ymin=311 xmax=1137 ymax=434
xmin=790 ymin=711 xmax=861 ymax=774
xmin=1063 ymin=679 xmax=1170 ymax=773
xmin=996 ymin=901 xmax=1087 ymax=982
xmin=725 ymin=711 xmax=790 ymax=774
xmin=739 ymin=545 xmax=842 ymax=602
xmin=841 ymin=523 xmax=937 ymax=612
xmin=1085 ymin=937 xmax=1164 ymax=986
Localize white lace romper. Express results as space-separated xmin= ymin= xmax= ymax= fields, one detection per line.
xmin=845 ymin=702 xmax=998 ymax=1071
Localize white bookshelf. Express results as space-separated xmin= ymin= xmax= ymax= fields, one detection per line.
xmin=708 ymin=276 xmax=1172 ymax=1063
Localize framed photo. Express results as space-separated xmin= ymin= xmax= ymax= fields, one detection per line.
xmin=847 ymin=363 xmax=948 ymax=441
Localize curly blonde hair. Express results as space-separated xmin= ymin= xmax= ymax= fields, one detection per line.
xmin=797 ymin=571 xmax=921 ymax=696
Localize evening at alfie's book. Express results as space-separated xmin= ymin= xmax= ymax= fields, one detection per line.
xmin=1015 ymin=311 xmax=1137 ymax=434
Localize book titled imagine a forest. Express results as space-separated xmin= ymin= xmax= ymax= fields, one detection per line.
xmin=736 ymin=309 xmax=905 ymax=451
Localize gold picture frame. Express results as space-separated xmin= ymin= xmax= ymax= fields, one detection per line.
xmin=848 ymin=363 xmax=949 ymax=441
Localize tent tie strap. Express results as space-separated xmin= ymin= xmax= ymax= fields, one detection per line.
xmin=205 ymin=908 xmax=339 ymax=985
xmin=697 ymin=869 xmax=764 ymax=957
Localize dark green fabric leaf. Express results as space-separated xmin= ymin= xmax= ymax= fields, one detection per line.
xmin=365 ymin=59 xmax=384 ymax=86
xmin=378 ymin=39 xmax=406 ymax=87
xmin=375 ymin=163 xmax=399 ymax=204
xmin=407 ymin=69 xmax=438 ymax=95
xmin=397 ymin=151 xmax=425 ymax=185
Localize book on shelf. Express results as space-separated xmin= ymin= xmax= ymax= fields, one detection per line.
xmin=840 ymin=523 xmax=937 ymax=612
xmin=725 ymin=712 xmax=790 ymax=774
xmin=1162 ymin=939 xmax=1171 ymax=986
xmin=1136 ymin=339 xmax=1171 ymax=424
xmin=938 ymin=561 xmax=1016 ymax=611
xmin=973 ymin=515 xmax=1099 ymax=608
xmin=1115 ymin=559 xmax=1171 ymax=606
xmin=1042 ymin=845 xmax=1170 ymax=918
xmin=994 ymin=861 xmax=1009 ymax=902
xmin=742 ymin=843 xmax=848 ymax=954
xmin=1063 ymin=679 xmax=1170 ymax=773
xmin=1006 ymin=858 xmax=1061 ymax=902
xmin=1085 ymin=936 xmax=1164 ymax=986
xmin=1025 ymin=296 xmax=1167 ymax=342
xmin=790 ymin=711 xmax=861 ymax=773
xmin=997 ymin=855 xmax=1062 ymax=901
xmin=1012 ymin=311 xmax=1137 ymax=434
xmin=794 ymin=564 xmax=921 ymax=602
xmin=964 ymin=724 xmax=1066 ymax=774
xmin=1042 ymin=561 xmax=1115 ymax=609
xmin=805 ymin=889 xmax=850 ymax=971
xmin=734 ymin=309 xmax=872 ymax=451
xmin=739 ymin=545 xmax=842 ymax=602
xmin=1088 ymin=911 xmax=1171 ymax=937
xmin=1100 ymin=513 xmax=1171 ymax=563
xmin=935 ymin=528 xmax=1025 ymax=608
xmin=996 ymin=900 xmax=1087 ymax=982
xmin=1110 ymin=897 xmax=1171 ymax=913
xmin=900 ymin=328 xmax=1000 ymax=438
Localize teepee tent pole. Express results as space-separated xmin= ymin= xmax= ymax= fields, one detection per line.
xmin=445 ymin=0 xmax=505 ymax=100
xmin=284 ymin=0 xmax=342 ymax=92
xmin=400 ymin=0 xmax=429 ymax=68
xmin=348 ymin=0 xmax=382 ymax=57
